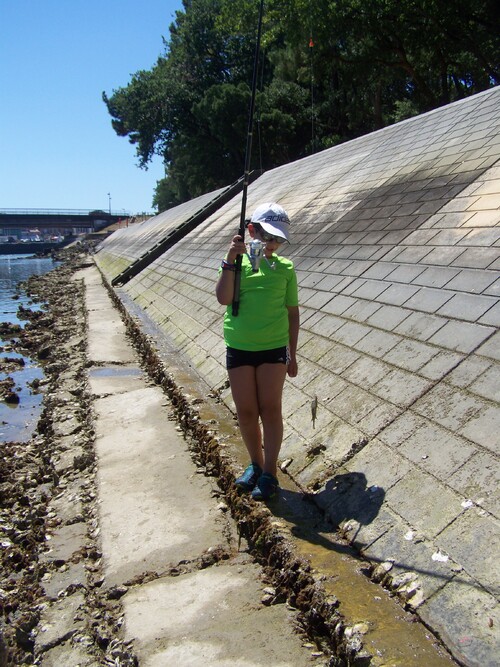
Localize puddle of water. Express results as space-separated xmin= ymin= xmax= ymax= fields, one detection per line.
xmin=89 ymin=366 xmax=143 ymax=378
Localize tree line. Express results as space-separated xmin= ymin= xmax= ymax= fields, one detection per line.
xmin=102 ymin=0 xmax=499 ymax=212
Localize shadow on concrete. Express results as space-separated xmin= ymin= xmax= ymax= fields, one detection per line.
xmin=270 ymin=471 xmax=479 ymax=592
xmin=271 ymin=471 xmax=383 ymax=561
xmin=314 ymin=472 xmax=385 ymax=543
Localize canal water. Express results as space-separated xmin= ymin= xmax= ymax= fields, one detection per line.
xmin=0 ymin=254 xmax=57 ymax=442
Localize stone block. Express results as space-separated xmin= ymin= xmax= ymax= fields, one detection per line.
xmin=319 ymin=341 xmax=362 ymax=374
xmin=290 ymin=357 xmax=324 ymax=391
xmin=438 ymin=508 xmax=499 ymax=597
xmin=302 ymin=370 xmax=348 ymax=403
xmin=377 ymin=411 xmax=427 ymax=448
xmin=446 ymin=355 xmax=492 ymax=387
xmin=476 ymin=330 xmax=500 ymax=360
xmin=429 ymin=320 xmax=495 ymax=353
xmin=402 ymin=229 xmax=441 ymax=245
xmin=318 ymin=470 xmax=387 ymax=530
xmin=404 ymin=287 xmax=455 ymax=313
xmin=383 ymin=338 xmax=439 ymax=372
xmin=453 ymin=247 xmax=500 ymax=270
xmin=484 ymin=277 xmax=500 ymax=298
xmin=385 ymin=265 xmax=428 ymax=285
xmin=307 ymin=312 xmax=345 ymax=338
xmin=389 ymin=247 xmax=434 ymax=265
xmin=412 ymin=383 xmax=485 ymax=430
xmin=36 ymin=593 xmax=86 ymax=652
xmin=344 ymin=438 xmax=411 ymax=491
xmin=459 ymin=227 xmax=500 ymax=247
xmin=314 ymin=273 xmax=353 ymax=292
xmin=355 ymin=400 xmax=402 ymax=436
xmin=41 ymin=642 xmax=100 ymax=667
xmin=41 ymin=522 xmax=88 ymax=565
xmin=331 ymin=320 xmax=371 ymax=346
xmin=469 ymin=364 xmax=500 ymax=402
xmin=366 ymin=304 xmax=413 ymax=330
xmin=459 ymin=404 xmax=500 ymax=453
xmin=328 ymin=384 xmax=383 ymax=423
xmin=378 ymin=282 xmax=420 ymax=305
xmin=341 ymin=355 xmax=391 ymax=388
xmin=385 ymin=468 xmax=461 ymax=539
xmin=372 ymin=369 xmax=430 ymax=407
xmin=41 ymin=561 xmax=88 ymax=600
xmin=422 ymin=246 xmax=467 ymax=266
xmin=322 ymin=294 xmax=356 ymax=315
xmin=429 ymin=229 xmax=470 ymax=245
xmin=420 ymin=574 xmax=499 ymax=667
xmin=437 ymin=292 xmax=497 ymax=321
xmin=341 ymin=298 xmax=381 ymax=322
xmin=397 ymin=423 xmax=477 ymax=477
xmin=395 ymin=311 xmax=447 ymax=341
xmin=339 ymin=277 xmax=366 ymax=294
xmin=361 ymin=262 xmax=397 ymax=280
xmin=412 ymin=266 xmax=460 ymax=289
xmin=363 ymin=524 xmax=456 ymax=600
xmin=479 ymin=301 xmax=500 ymax=327
xmin=469 ymin=194 xmax=500 ymax=211
xmin=301 ymin=289 xmax=336 ymax=310
xmin=448 ymin=450 xmax=500 ymax=517
xmin=350 ymin=278 xmax=390 ymax=300
xmin=353 ymin=328 xmax=401 ymax=358
xmin=419 ymin=350 xmax=464 ymax=380
xmin=299 ymin=335 xmax=334 ymax=363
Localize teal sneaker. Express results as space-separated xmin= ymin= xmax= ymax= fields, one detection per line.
xmin=251 ymin=473 xmax=279 ymax=501
xmin=235 ymin=463 xmax=262 ymax=492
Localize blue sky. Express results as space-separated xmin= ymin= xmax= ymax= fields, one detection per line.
xmin=0 ymin=0 xmax=184 ymax=215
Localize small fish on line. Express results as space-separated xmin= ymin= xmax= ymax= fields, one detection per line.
xmin=311 ymin=395 xmax=318 ymax=429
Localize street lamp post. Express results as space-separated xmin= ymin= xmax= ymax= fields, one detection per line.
xmin=107 ymin=193 xmax=111 ymax=215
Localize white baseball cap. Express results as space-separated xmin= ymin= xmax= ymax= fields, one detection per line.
xmin=250 ymin=202 xmax=291 ymax=242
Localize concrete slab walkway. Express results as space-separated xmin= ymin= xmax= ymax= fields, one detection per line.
xmin=83 ymin=265 xmax=323 ymax=666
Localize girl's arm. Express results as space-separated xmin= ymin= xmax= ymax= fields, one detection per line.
xmin=216 ymin=235 xmax=246 ymax=305
xmin=287 ymin=305 xmax=300 ymax=377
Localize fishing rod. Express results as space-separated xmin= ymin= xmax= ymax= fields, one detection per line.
xmin=232 ymin=0 xmax=265 ymax=316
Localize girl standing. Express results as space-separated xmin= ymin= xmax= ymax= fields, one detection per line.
xmin=216 ymin=203 xmax=299 ymax=500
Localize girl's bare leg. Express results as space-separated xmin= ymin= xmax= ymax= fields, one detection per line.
xmin=256 ymin=363 xmax=287 ymax=476
xmin=228 ymin=365 xmax=264 ymax=468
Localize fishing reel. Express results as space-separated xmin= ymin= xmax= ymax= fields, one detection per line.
xmin=248 ymin=238 xmax=264 ymax=272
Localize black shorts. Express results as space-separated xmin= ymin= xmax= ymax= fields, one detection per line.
xmin=226 ymin=346 xmax=289 ymax=370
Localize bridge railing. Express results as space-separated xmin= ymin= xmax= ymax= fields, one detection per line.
xmin=0 ymin=208 xmax=134 ymax=216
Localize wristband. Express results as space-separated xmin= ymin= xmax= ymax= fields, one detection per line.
xmin=221 ymin=259 xmax=236 ymax=271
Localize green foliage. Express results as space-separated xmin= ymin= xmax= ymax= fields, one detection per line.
xmin=103 ymin=0 xmax=500 ymax=211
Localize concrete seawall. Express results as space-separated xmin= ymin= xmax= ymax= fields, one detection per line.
xmin=95 ymin=87 xmax=500 ymax=666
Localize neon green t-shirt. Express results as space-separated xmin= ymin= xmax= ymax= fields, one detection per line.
xmin=222 ymin=254 xmax=298 ymax=351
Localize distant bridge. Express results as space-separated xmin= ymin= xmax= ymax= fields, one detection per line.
xmin=0 ymin=208 xmax=139 ymax=239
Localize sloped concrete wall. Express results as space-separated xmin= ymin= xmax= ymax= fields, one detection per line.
xmin=95 ymin=87 xmax=500 ymax=665
xmin=97 ymin=185 xmax=229 ymax=281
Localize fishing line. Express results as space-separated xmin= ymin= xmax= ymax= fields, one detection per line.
xmin=232 ymin=0 xmax=265 ymax=317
